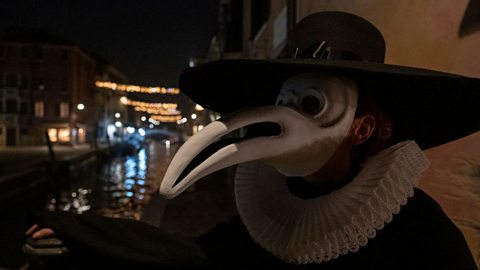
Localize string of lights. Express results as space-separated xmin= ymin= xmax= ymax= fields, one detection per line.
xmin=150 ymin=115 xmax=182 ymax=122
xmin=134 ymin=106 xmax=181 ymax=115
xmin=96 ymin=81 xmax=180 ymax=94
xmin=120 ymin=96 xmax=178 ymax=109
xmin=118 ymin=96 xmax=183 ymax=123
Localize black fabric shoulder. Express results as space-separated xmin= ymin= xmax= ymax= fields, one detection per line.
xmin=370 ymin=188 xmax=477 ymax=270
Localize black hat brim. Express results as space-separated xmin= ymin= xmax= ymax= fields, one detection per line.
xmin=179 ymin=59 xmax=480 ymax=149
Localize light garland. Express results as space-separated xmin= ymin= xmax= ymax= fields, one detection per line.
xmin=150 ymin=115 xmax=182 ymax=122
xmin=119 ymin=97 xmax=183 ymax=122
xmin=96 ymin=81 xmax=180 ymax=94
xmin=120 ymin=97 xmax=177 ymax=109
xmin=134 ymin=106 xmax=181 ymax=115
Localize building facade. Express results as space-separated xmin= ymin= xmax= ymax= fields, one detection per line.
xmin=0 ymin=29 xmax=126 ymax=146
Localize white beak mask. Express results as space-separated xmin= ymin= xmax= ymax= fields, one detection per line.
xmin=160 ymin=72 xmax=358 ymax=199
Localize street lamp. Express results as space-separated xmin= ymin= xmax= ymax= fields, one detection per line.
xmin=120 ymin=96 xmax=128 ymax=104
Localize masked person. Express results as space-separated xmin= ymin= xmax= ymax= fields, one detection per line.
xmin=26 ymin=11 xmax=479 ymax=269
xmin=159 ymin=11 xmax=479 ymax=269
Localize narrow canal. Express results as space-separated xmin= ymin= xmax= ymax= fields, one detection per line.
xmin=0 ymin=140 xmax=178 ymax=269
xmin=48 ymin=140 xmax=178 ymax=222
xmin=0 ymin=139 xmax=237 ymax=269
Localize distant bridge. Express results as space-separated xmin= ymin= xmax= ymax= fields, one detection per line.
xmin=144 ymin=128 xmax=182 ymax=143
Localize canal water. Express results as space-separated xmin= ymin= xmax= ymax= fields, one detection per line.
xmin=47 ymin=140 xmax=178 ymax=222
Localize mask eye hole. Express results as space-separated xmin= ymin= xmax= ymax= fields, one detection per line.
xmin=300 ymin=93 xmax=325 ymax=116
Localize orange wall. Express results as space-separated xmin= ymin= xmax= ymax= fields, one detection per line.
xmin=298 ymin=0 xmax=480 ymax=76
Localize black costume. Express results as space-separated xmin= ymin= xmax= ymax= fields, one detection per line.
xmin=198 ymin=189 xmax=475 ymax=270
xmin=29 ymin=188 xmax=476 ymax=269
xmin=29 ymin=141 xmax=479 ymax=269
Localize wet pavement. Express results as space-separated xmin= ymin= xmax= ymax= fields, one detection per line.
xmin=0 ymin=140 xmax=238 ymax=269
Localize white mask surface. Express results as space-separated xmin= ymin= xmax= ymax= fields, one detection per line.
xmin=160 ymin=73 xmax=358 ymax=198
xmin=265 ymin=72 xmax=358 ymax=176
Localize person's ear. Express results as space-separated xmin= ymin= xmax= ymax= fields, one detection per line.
xmin=351 ymin=115 xmax=376 ymax=145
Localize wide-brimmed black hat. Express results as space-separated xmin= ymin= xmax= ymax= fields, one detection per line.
xmin=179 ymin=11 xmax=480 ymax=150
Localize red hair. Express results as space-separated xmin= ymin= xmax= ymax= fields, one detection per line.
xmin=352 ymin=93 xmax=395 ymax=163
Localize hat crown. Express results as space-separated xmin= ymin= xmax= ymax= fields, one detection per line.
xmin=286 ymin=11 xmax=385 ymax=63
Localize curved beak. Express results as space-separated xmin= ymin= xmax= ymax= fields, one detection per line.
xmin=159 ymin=105 xmax=353 ymax=199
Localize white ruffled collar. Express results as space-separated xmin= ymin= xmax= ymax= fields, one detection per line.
xmin=234 ymin=141 xmax=429 ymax=264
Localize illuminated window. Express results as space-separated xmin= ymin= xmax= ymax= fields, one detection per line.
xmin=59 ymin=102 xmax=69 ymax=117
xmin=58 ymin=128 xmax=70 ymax=143
xmin=77 ymin=128 xmax=85 ymax=144
xmin=47 ymin=128 xmax=57 ymax=142
xmin=34 ymin=101 xmax=44 ymax=117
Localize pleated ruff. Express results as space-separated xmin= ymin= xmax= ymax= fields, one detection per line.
xmin=234 ymin=141 xmax=429 ymax=264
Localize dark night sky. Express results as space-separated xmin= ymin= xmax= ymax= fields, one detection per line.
xmin=0 ymin=0 xmax=219 ymax=87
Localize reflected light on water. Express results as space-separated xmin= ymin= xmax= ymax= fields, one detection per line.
xmin=125 ymin=179 xmax=135 ymax=185
xmin=47 ymin=141 xmax=177 ymax=221
xmin=94 ymin=147 xmax=150 ymax=219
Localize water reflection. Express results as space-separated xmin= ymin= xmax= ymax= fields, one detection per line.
xmin=96 ymin=147 xmax=149 ymax=220
xmin=47 ymin=141 xmax=177 ymax=220
xmin=47 ymin=187 xmax=92 ymax=214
